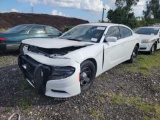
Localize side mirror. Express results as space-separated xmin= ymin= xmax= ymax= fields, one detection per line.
xmin=104 ymin=37 xmax=117 ymax=42
xmin=58 ymin=32 xmax=63 ymax=36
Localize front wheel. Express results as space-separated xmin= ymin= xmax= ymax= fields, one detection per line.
xmin=149 ymin=43 xmax=156 ymax=55
xmin=128 ymin=45 xmax=138 ymax=63
xmin=80 ymin=60 xmax=96 ymax=91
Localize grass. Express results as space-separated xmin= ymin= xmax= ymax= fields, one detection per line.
xmin=115 ymin=50 xmax=160 ymax=74
xmin=11 ymin=97 xmax=33 ymax=110
xmin=0 ymin=55 xmax=17 ymax=67
xmin=15 ymin=79 xmax=32 ymax=92
xmin=142 ymin=116 xmax=157 ymax=120
xmin=150 ymin=84 xmax=159 ymax=93
xmin=18 ymin=100 xmax=33 ymax=110
xmin=106 ymin=93 xmax=160 ymax=120
xmin=88 ymin=109 xmax=105 ymax=120
xmin=4 ymin=108 xmax=12 ymax=113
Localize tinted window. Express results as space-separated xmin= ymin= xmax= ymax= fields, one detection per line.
xmin=135 ymin=28 xmax=159 ymax=35
xmin=45 ymin=26 xmax=60 ymax=35
xmin=120 ymin=26 xmax=132 ymax=38
xmin=106 ymin=26 xmax=121 ymax=39
xmin=29 ymin=26 xmax=46 ymax=34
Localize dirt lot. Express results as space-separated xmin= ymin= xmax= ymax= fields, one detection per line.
xmin=0 ymin=51 xmax=160 ymax=120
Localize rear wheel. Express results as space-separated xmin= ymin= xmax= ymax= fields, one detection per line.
xmin=80 ymin=60 xmax=96 ymax=91
xmin=149 ymin=43 xmax=156 ymax=55
xmin=128 ymin=45 xmax=138 ymax=63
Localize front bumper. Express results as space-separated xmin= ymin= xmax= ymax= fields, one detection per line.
xmin=18 ymin=53 xmax=81 ymax=98
xmin=0 ymin=43 xmax=6 ymax=52
xmin=138 ymin=43 xmax=153 ymax=52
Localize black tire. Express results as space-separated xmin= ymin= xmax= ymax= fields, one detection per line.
xmin=80 ymin=60 xmax=96 ymax=91
xmin=149 ymin=43 xmax=156 ymax=55
xmin=19 ymin=44 xmax=26 ymax=54
xmin=33 ymin=65 xmax=45 ymax=95
xmin=128 ymin=45 xmax=138 ymax=63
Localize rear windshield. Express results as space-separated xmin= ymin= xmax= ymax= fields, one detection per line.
xmin=5 ymin=25 xmax=31 ymax=33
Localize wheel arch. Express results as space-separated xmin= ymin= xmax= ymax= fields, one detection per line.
xmin=155 ymin=40 xmax=158 ymax=49
xmin=135 ymin=43 xmax=139 ymax=48
xmin=81 ymin=58 xmax=97 ymax=74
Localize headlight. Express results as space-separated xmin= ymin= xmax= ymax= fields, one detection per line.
xmin=141 ymin=39 xmax=150 ymax=43
xmin=50 ymin=66 xmax=75 ymax=80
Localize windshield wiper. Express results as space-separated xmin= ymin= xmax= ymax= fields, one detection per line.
xmin=67 ymin=38 xmax=82 ymax=41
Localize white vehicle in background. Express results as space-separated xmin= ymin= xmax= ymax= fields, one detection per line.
xmin=134 ymin=27 xmax=160 ymax=54
xmin=18 ymin=23 xmax=140 ymax=98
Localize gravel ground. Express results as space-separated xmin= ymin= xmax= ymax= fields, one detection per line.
xmin=0 ymin=52 xmax=160 ymax=120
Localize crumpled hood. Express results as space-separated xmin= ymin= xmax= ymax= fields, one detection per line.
xmin=22 ymin=38 xmax=93 ymax=48
xmin=139 ymin=34 xmax=158 ymax=41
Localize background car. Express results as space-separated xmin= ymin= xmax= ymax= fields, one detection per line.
xmin=19 ymin=23 xmax=140 ymax=98
xmin=134 ymin=27 xmax=160 ymax=54
xmin=0 ymin=24 xmax=62 ymax=53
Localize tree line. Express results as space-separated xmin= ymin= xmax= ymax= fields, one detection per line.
xmin=107 ymin=0 xmax=160 ymax=28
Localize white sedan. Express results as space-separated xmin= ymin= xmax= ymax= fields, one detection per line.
xmin=18 ymin=23 xmax=141 ymax=98
xmin=134 ymin=27 xmax=160 ymax=54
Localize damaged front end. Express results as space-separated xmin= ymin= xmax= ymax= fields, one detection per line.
xmin=18 ymin=45 xmax=81 ymax=98
xmin=25 ymin=45 xmax=87 ymax=58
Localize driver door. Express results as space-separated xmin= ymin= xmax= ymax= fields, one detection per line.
xmin=103 ymin=26 xmax=126 ymax=71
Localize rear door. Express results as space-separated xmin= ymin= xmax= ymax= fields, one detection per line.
xmin=119 ymin=26 xmax=136 ymax=59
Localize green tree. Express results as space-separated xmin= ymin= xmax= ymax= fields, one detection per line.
xmin=115 ymin=0 xmax=139 ymax=8
xmin=107 ymin=0 xmax=139 ymax=28
xmin=143 ymin=1 xmax=160 ymax=26
xmin=143 ymin=1 xmax=160 ymax=19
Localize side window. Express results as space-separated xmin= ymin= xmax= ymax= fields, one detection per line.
xmin=106 ymin=26 xmax=121 ymax=39
xmin=120 ymin=26 xmax=132 ymax=38
xmin=45 ymin=26 xmax=60 ymax=35
xmin=29 ymin=26 xmax=46 ymax=34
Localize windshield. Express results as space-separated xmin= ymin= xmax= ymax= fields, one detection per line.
xmin=60 ymin=25 xmax=106 ymax=43
xmin=135 ymin=28 xmax=159 ymax=35
xmin=5 ymin=25 xmax=31 ymax=33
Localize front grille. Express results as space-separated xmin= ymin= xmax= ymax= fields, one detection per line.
xmin=19 ymin=55 xmax=39 ymax=84
xmin=18 ymin=54 xmax=51 ymax=94
xmin=140 ymin=47 xmax=147 ymax=50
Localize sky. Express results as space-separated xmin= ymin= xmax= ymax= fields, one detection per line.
xmin=0 ymin=0 xmax=149 ymax=22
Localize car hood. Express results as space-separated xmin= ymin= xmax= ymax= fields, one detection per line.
xmin=22 ymin=38 xmax=94 ymax=48
xmin=139 ymin=34 xmax=158 ymax=40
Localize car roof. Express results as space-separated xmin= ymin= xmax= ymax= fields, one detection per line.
xmin=79 ymin=23 xmax=125 ymax=27
xmin=138 ymin=26 xmax=160 ymax=29
xmin=78 ymin=23 xmax=132 ymax=30
xmin=18 ymin=24 xmax=49 ymax=27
